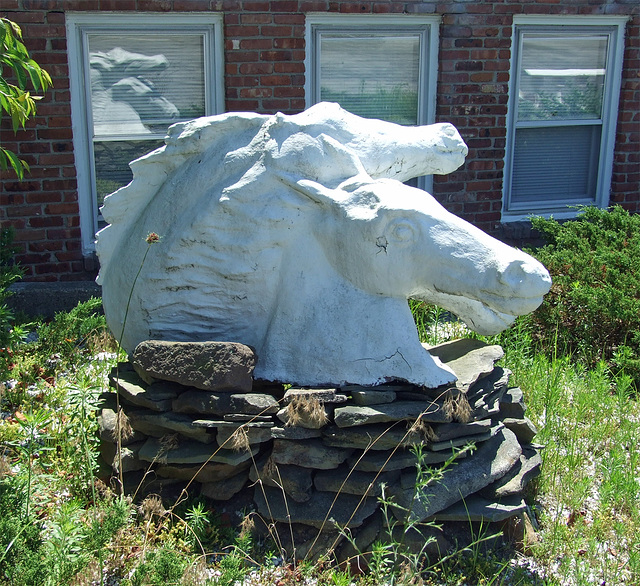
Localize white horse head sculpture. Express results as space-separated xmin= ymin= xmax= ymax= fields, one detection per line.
xmin=96 ymin=103 xmax=551 ymax=387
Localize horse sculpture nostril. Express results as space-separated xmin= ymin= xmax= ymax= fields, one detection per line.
xmin=499 ymin=259 xmax=551 ymax=296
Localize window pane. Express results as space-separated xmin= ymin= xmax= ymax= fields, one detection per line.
xmin=88 ymin=34 xmax=206 ymax=137
xmin=94 ymin=139 xmax=165 ymax=207
xmin=518 ymin=35 xmax=608 ymax=121
xmin=320 ymin=35 xmax=420 ymax=125
xmin=511 ymin=125 xmax=601 ymax=205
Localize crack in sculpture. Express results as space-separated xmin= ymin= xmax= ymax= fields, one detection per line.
xmin=96 ymin=103 xmax=551 ymax=388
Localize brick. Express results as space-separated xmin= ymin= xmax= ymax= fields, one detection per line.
xmin=241 ymin=13 xmax=272 ymax=24
xmin=260 ymin=50 xmax=293 ymax=61
xmin=270 ymin=0 xmax=299 ymax=10
xmin=241 ymin=38 xmax=273 ymax=50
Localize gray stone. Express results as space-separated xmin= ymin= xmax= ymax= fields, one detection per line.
xmin=138 ymin=437 xmax=258 ymax=465
xmin=391 ymin=426 xmax=522 ymax=521
xmin=224 ymin=413 xmax=274 ymax=422
xmin=109 ymin=369 xmax=176 ymax=411
xmin=503 ymin=417 xmax=537 ymax=444
xmin=132 ymin=340 xmax=256 ymax=392
xmin=499 ymin=387 xmax=527 ymax=419
xmin=270 ymin=426 xmax=323 ymax=440
xmin=428 ymin=430 xmax=492 ymax=452
xmin=345 ymin=389 xmax=397 ymax=406
xmin=480 ymin=445 xmax=542 ymax=498
xmin=314 ymin=466 xmax=399 ymax=497
xmin=430 ymin=419 xmax=492 ymax=442
xmin=427 ymin=339 xmax=504 ymax=391
xmin=271 ymin=439 xmax=352 ymax=469
xmin=98 ymin=407 xmax=145 ymax=445
xmin=334 ymin=401 xmax=451 ymax=428
xmin=467 ymin=366 xmax=511 ymax=403
xmin=229 ymin=393 xmax=279 ymax=415
xmin=250 ymin=460 xmax=314 ymax=503
xmin=322 ymin=424 xmax=429 ymax=451
xmin=172 ymin=390 xmax=231 ymax=415
xmin=127 ymin=410 xmax=214 ymax=443
xmin=283 ymin=388 xmax=348 ymax=404
xmin=156 ymin=460 xmax=250 ymax=482
xmin=254 ymin=486 xmax=378 ymax=529
xmin=201 ymin=469 xmax=249 ymax=501
xmin=432 ymin=494 xmax=527 ymax=522
xmin=112 ymin=442 xmax=146 ymax=474
xmin=216 ymin=424 xmax=273 ymax=447
xmin=336 ymin=510 xmax=384 ymax=564
xmin=347 ymin=447 xmax=467 ymax=473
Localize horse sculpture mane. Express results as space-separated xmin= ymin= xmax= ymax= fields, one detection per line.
xmin=97 ymin=103 xmax=551 ymax=387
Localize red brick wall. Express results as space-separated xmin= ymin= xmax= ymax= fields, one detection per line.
xmin=1 ymin=0 xmax=638 ymax=281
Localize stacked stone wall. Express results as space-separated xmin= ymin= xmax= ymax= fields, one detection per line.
xmin=99 ymin=339 xmax=542 ymax=558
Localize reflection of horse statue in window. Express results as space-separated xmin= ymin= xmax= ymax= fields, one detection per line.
xmin=89 ymin=47 xmax=179 ymax=135
xmin=97 ymin=103 xmax=551 ymax=387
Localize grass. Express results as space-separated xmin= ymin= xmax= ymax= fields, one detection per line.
xmin=0 ymin=294 xmax=637 ymax=584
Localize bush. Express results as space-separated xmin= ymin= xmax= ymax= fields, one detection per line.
xmin=525 ymin=205 xmax=640 ymax=386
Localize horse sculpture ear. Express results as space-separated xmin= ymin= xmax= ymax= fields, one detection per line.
xmin=275 ymin=172 xmax=342 ymax=208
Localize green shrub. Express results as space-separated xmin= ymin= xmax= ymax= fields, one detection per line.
xmin=0 ymin=227 xmax=25 ymax=354
xmin=525 ymin=205 xmax=640 ymax=386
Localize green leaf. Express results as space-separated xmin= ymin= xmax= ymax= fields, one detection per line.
xmin=0 ymin=147 xmax=27 ymax=180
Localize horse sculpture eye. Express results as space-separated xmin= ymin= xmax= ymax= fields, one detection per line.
xmin=390 ymin=221 xmax=415 ymax=244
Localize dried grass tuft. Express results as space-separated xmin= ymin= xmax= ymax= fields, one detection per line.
xmin=230 ymin=426 xmax=251 ymax=452
xmin=285 ymin=395 xmax=328 ymax=428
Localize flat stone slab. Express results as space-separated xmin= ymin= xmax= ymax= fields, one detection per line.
xmin=503 ymin=417 xmax=537 ymax=444
xmin=127 ymin=410 xmax=214 ymax=443
xmin=270 ymin=426 xmax=323 ymax=440
xmin=392 ymin=426 xmax=522 ymax=521
xmin=322 ymin=424 xmax=429 ymax=451
xmin=132 ymin=340 xmax=256 ymax=392
xmin=481 ymin=445 xmax=542 ymax=498
xmin=427 ymin=339 xmax=504 ymax=391
xmin=432 ymin=494 xmax=527 ymax=522
xmin=230 ymin=393 xmax=280 ymax=415
xmin=254 ymin=486 xmax=378 ymax=529
xmin=314 ymin=466 xmax=399 ymax=497
xmin=282 ymin=388 xmax=348 ymax=404
xmin=271 ymin=438 xmax=352 ymax=469
xmin=334 ymin=401 xmax=451 ymax=428
xmin=138 ymin=437 xmax=258 ymax=465
xmin=499 ymin=387 xmax=527 ymax=419
xmin=347 ymin=447 xmax=467 ymax=473
xmin=109 ymin=369 xmax=177 ymax=411
xmin=428 ymin=430 xmax=492 ymax=452
xmin=173 ymin=390 xmax=230 ymax=415
xmin=250 ymin=460 xmax=314 ymax=503
xmin=216 ymin=424 xmax=273 ymax=447
xmin=156 ymin=460 xmax=250 ymax=483
xmin=201 ymin=469 xmax=249 ymax=501
xmin=344 ymin=388 xmax=397 ymax=406
xmin=430 ymin=419 xmax=492 ymax=443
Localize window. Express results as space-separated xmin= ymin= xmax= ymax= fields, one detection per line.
xmin=67 ymin=13 xmax=224 ymax=252
xmin=305 ymin=14 xmax=439 ymax=188
xmin=503 ymin=17 xmax=627 ymax=219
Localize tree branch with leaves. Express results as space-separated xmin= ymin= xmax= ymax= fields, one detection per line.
xmin=1 ymin=18 xmax=52 ymax=180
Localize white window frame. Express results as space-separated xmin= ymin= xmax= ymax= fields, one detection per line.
xmin=67 ymin=12 xmax=225 ymax=253
xmin=502 ymin=16 xmax=628 ymax=221
xmin=305 ymin=14 xmax=440 ymax=192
